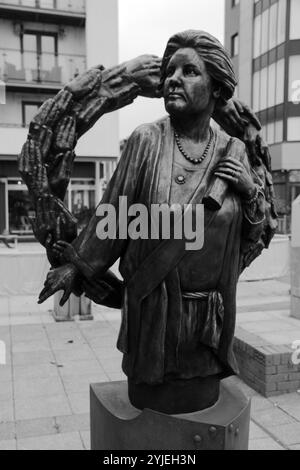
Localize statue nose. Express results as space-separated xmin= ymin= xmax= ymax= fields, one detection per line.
xmin=169 ymin=71 xmax=182 ymax=87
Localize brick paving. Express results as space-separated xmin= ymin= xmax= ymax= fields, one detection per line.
xmin=0 ymin=277 xmax=299 ymax=450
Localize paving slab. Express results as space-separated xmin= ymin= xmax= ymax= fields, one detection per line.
xmin=55 ymin=413 xmax=90 ymax=433
xmin=80 ymin=430 xmax=90 ymax=450
xmin=12 ymin=350 xmax=55 ymax=366
xmin=0 ymin=421 xmax=15 ymax=440
xmin=13 ymin=363 xmax=60 ymax=380
xmin=248 ymin=438 xmax=285 ymax=450
xmin=0 ymin=400 xmax=14 ymax=422
xmin=14 ymin=376 xmax=65 ymax=399
xmin=269 ymin=422 xmax=300 ymax=446
xmin=251 ymin=407 xmax=297 ymax=427
xmin=0 ymin=380 xmax=13 ymax=401
xmin=12 ymin=340 xmax=51 ymax=353
xmin=14 ymin=394 xmax=72 ymax=421
xmin=249 ymin=421 xmax=269 ymax=440
xmin=67 ymin=392 xmax=90 ymax=414
xmin=17 ymin=431 xmax=84 ymax=450
xmin=62 ymin=372 xmax=109 ymax=393
xmin=15 ymin=417 xmax=56 ymax=439
xmin=0 ymin=439 xmax=17 ymax=450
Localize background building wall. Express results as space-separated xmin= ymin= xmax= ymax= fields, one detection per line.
xmin=225 ymin=0 xmax=300 ymax=233
xmin=0 ymin=0 xmax=119 ymax=235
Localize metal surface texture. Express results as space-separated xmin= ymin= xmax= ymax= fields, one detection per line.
xmin=90 ymin=380 xmax=251 ymax=450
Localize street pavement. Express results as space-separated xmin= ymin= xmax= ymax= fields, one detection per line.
xmin=0 ymin=277 xmax=299 ymax=450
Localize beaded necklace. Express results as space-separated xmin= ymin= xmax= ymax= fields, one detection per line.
xmin=174 ymin=127 xmax=213 ymax=165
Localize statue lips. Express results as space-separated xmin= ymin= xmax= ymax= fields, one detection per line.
xmin=167 ymin=92 xmax=185 ymax=101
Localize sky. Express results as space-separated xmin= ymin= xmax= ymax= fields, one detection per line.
xmin=118 ymin=0 xmax=225 ymax=139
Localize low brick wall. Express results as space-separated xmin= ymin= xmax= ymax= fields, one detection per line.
xmin=234 ymin=327 xmax=300 ymax=397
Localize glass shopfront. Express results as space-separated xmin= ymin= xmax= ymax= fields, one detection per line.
xmin=0 ymin=159 xmax=115 ymax=237
xmin=7 ymin=180 xmax=35 ymax=235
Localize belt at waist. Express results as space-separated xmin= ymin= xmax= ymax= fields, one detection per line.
xmin=182 ymin=291 xmax=211 ymax=300
xmin=181 ymin=290 xmax=224 ymax=350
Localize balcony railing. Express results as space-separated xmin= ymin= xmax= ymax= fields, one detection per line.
xmin=0 ymin=0 xmax=85 ymax=14
xmin=0 ymin=49 xmax=86 ymax=87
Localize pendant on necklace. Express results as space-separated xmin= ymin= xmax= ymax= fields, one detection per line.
xmin=175 ymin=175 xmax=186 ymax=185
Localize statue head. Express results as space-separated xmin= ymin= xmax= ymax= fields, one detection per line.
xmin=160 ymin=30 xmax=237 ymax=112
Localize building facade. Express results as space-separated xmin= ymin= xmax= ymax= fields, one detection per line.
xmin=225 ymin=0 xmax=300 ymax=232
xmin=0 ymin=0 xmax=119 ymax=237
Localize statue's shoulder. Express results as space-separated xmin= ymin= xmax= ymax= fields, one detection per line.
xmin=215 ymin=127 xmax=246 ymax=155
xmin=130 ymin=116 xmax=169 ymax=141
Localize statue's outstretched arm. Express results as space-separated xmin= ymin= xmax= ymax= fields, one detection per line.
xmin=18 ymin=56 xmax=161 ymax=258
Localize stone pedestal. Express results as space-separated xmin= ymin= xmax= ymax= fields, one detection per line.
xmin=90 ymin=380 xmax=251 ymax=450
xmin=291 ymin=195 xmax=300 ymax=319
xmin=53 ymin=292 xmax=93 ymax=322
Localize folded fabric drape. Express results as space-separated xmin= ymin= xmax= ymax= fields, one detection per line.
xmin=182 ymin=290 xmax=224 ymax=350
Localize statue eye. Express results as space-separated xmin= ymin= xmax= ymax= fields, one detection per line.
xmin=184 ymin=65 xmax=198 ymax=76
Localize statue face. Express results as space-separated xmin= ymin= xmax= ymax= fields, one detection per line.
xmin=163 ymin=47 xmax=214 ymax=118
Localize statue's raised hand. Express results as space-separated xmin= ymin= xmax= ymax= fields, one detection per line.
xmin=64 ymin=66 xmax=103 ymax=99
xmin=125 ymin=54 xmax=162 ymax=98
xmin=19 ymin=140 xmax=49 ymax=197
xmin=38 ymin=263 xmax=79 ymax=306
xmin=33 ymin=90 xmax=73 ymax=127
xmin=46 ymin=115 xmax=77 ymax=200
xmin=213 ymin=98 xmax=261 ymax=138
xmin=30 ymin=195 xmax=77 ymax=266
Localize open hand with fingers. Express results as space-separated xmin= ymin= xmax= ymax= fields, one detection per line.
xmin=214 ymin=157 xmax=256 ymax=199
xmin=52 ymin=240 xmax=78 ymax=265
xmin=124 ymin=54 xmax=162 ymax=98
xmin=47 ymin=150 xmax=75 ymax=201
xmin=31 ymin=195 xmax=77 ymax=266
xmin=19 ymin=140 xmax=49 ymax=197
xmin=213 ymin=98 xmax=261 ymax=138
xmin=64 ymin=66 xmax=103 ymax=99
xmin=38 ymin=263 xmax=79 ymax=306
xmin=33 ymin=90 xmax=73 ymax=128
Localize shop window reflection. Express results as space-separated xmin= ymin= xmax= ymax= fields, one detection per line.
xmin=8 ymin=189 xmax=34 ymax=234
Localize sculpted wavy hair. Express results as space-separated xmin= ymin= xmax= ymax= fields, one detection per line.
xmin=160 ymin=30 xmax=237 ymax=103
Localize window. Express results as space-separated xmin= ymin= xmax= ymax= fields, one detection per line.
xmin=267 ymin=63 xmax=276 ymax=108
xmin=275 ymin=59 xmax=284 ymax=105
xmin=253 ymin=70 xmax=260 ymax=112
xmin=7 ymin=180 xmax=34 ymax=235
xmin=21 ymin=31 xmax=58 ymax=83
xmin=22 ymin=102 xmax=42 ymax=127
xmin=261 ymin=8 xmax=269 ymax=55
xmin=289 ymin=56 xmax=300 ymax=102
xmin=269 ymin=2 xmax=278 ymax=51
xmin=267 ymin=122 xmax=275 ymax=145
xmin=253 ymin=14 xmax=261 ymax=59
xmin=277 ymin=0 xmax=287 ymax=45
xmin=65 ymin=179 xmax=96 ymax=232
xmin=288 ymin=117 xmax=300 ymax=141
xmin=290 ymin=0 xmax=300 ymax=39
xmin=275 ymin=120 xmax=283 ymax=143
xmin=231 ymin=33 xmax=239 ymax=57
xmin=260 ymin=67 xmax=268 ymax=110
xmin=252 ymin=59 xmax=284 ymax=112
xmin=39 ymin=0 xmax=55 ymax=8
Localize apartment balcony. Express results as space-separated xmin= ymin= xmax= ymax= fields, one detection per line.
xmin=0 ymin=49 xmax=86 ymax=92
xmin=0 ymin=0 xmax=85 ymax=26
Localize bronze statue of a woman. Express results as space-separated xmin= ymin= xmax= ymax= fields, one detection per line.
xmin=20 ymin=31 xmax=277 ymax=414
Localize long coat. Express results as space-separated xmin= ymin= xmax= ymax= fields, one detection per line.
xmin=72 ymin=116 xmax=266 ymax=384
